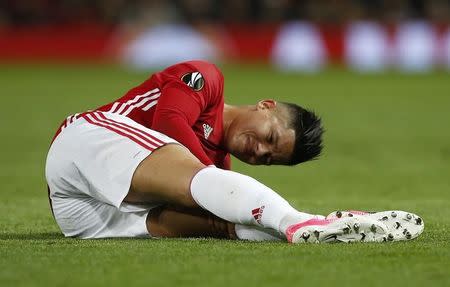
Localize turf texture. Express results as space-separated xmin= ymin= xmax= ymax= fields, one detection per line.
xmin=0 ymin=64 xmax=449 ymax=287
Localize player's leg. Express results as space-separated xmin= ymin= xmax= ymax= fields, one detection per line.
xmin=129 ymin=146 xmax=390 ymax=243
xmin=235 ymin=224 xmax=284 ymax=241
xmin=124 ymin=144 xmax=204 ymax=208
xmin=126 ymin=144 xmax=309 ymax=233
xmin=147 ymin=205 xmax=284 ymax=241
xmin=127 ymin=145 xmax=374 ymax=243
xmin=147 ymin=205 xmax=236 ymax=239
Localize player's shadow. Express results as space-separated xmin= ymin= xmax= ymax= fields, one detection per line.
xmin=0 ymin=232 xmax=64 ymax=240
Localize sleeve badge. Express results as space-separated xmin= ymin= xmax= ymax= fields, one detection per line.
xmin=181 ymin=72 xmax=205 ymax=91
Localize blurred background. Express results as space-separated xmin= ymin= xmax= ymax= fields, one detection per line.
xmin=1 ymin=0 xmax=450 ymax=72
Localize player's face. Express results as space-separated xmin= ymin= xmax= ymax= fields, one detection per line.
xmin=226 ymin=100 xmax=295 ymax=165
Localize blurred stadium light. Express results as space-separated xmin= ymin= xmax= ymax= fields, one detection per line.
xmin=123 ymin=24 xmax=219 ymax=69
xmin=394 ymin=21 xmax=438 ymax=72
xmin=271 ymin=22 xmax=326 ymax=72
xmin=344 ymin=21 xmax=390 ymax=72
xmin=0 ymin=0 xmax=449 ymax=72
xmin=443 ymin=28 xmax=450 ymax=68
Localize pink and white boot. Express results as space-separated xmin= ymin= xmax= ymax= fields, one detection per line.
xmin=326 ymin=210 xmax=424 ymax=241
xmin=286 ymin=216 xmax=389 ymax=243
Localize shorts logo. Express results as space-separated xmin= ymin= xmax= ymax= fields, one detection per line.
xmin=252 ymin=206 xmax=265 ymax=224
xmin=181 ymin=72 xmax=205 ymax=91
xmin=203 ymin=123 xmax=213 ymax=139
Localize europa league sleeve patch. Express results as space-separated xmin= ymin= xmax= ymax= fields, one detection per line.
xmin=181 ymin=72 xmax=205 ymax=91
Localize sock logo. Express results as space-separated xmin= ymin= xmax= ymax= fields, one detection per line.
xmin=252 ymin=206 xmax=265 ymax=224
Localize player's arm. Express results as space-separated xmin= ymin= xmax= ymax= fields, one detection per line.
xmin=151 ymin=82 xmax=214 ymax=166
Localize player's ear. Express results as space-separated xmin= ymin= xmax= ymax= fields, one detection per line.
xmin=257 ymin=100 xmax=277 ymax=111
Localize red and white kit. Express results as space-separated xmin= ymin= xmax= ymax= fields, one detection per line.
xmin=98 ymin=60 xmax=230 ymax=169
xmin=46 ymin=61 xmax=228 ymax=238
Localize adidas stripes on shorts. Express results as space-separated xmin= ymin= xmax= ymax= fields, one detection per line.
xmin=45 ymin=111 xmax=179 ymax=239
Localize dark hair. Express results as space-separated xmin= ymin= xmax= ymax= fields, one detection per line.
xmin=281 ymin=102 xmax=324 ymax=165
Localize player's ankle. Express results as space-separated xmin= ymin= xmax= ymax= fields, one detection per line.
xmin=279 ymin=211 xmax=318 ymax=234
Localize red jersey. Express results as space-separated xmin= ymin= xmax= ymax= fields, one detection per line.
xmin=96 ymin=61 xmax=230 ymax=169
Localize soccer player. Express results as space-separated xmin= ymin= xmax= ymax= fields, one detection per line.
xmin=45 ymin=61 xmax=423 ymax=242
xmin=95 ymin=60 xmax=320 ymax=168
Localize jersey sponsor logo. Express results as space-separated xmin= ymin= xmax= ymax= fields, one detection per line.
xmin=202 ymin=123 xmax=213 ymax=139
xmin=181 ymin=72 xmax=204 ymax=91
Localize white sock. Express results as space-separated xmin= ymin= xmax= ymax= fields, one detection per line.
xmin=235 ymin=224 xmax=284 ymax=241
xmin=190 ymin=167 xmax=315 ymax=235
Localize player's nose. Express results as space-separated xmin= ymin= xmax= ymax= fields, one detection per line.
xmin=255 ymin=142 xmax=270 ymax=157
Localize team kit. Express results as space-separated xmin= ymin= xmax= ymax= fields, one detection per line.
xmin=45 ymin=61 xmax=424 ymax=243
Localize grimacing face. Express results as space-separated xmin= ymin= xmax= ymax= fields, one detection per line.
xmin=225 ymin=101 xmax=296 ymax=165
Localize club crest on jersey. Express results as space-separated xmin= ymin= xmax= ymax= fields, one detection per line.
xmin=181 ymin=72 xmax=205 ymax=91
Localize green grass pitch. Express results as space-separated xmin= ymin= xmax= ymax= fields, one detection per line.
xmin=0 ymin=64 xmax=449 ymax=287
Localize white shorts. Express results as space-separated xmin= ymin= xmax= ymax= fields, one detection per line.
xmin=45 ymin=111 xmax=179 ymax=239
